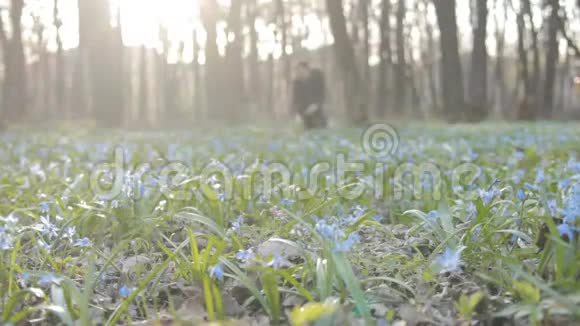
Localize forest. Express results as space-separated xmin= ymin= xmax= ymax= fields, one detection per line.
xmin=0 ymin=0 xmax=579 ymax=127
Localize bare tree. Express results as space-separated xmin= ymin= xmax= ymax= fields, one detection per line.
xmin=376 ymin=0 xmax=392 ymax=117
xmin=543 ymin=0 xmax=561 ymax=118
xmin=326 ymin=0 xmax=368 ymax=124
xmin=433 ymin=0 xmax=465 ymax=122
xmin=225 ymin=0 xmax=245 ymax=121
xmin=201 ymin=0 xmax=223 ymax=119
xmin=53 ymin=0 xmax=65 ymax=117
xmin=1 ymin=0 xmax=27 ymax=122
xmin=467 ymin=0 xmax=488 ymax=121
xmin=394 ymin=0 xmax=407 ymax=113
xmin=78 ymin=0 xmax=124 ymax=126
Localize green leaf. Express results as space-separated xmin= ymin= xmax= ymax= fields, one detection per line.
xmin=513 ymin=281 xmax=540 ymax=304
xmin=455 ymin=291 xmax=484 ymax=318
xmin=289 ymin=302 xmax=338 ymax=326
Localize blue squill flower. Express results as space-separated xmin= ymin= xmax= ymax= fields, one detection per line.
xmin=467 ymin=202 xmax=478 ymax=220
xmin=535 ymin=168 xmax=545 ymax=184
xmin=436 ymin=247 xmax=462 ymax=273
xmin=558 ymin=179 xmax=570 ymax=191
xmin=267 ymin=254 xmax=290 ymax=269
xmin=38 ymin=273 xmax=63 ymax=287
xmin=427 ymin=210 xmax=439 ymax=222
xmin=557 ymin=223 xmax=575 ymax=241
xmin=73 ymin=238 xmax=91 ymax=248
xmin=208 ymin=264 xmax=224 ymax=281
xmin=119 ymin=285 xmax=132 ymax=298
xmin=231 ymin=216 xmax=244 ymax=232
xmin=471 ymin=226 xmax=481 ymax=241
xmin=315 ymin=220 xmax=344 ymax=241
xmin=547 ymin=199 xmax=559 ymax=217
xmin=334 ymin=233 xmax=361 ymax=253
xmin=516 ymin=189 xmax=526 ymax=202
xmin=0 ymin=227 xmax=14 ymax=250
xmin=373 ymin=214 xmax=384 ymax=222
xmin=40 ymin=202 xmax=50 ymax=214
xmin=479 ymin=188 xmax=497 ymax=206
xmin=235 ymin=249 xmax=254 ymax=263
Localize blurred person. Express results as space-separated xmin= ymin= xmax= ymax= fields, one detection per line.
xmin=291 ymin=62 xmax=328 ymax=130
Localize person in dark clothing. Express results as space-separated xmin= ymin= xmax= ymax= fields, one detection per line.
xmin=292 ymin=62 xmax=328 ymax=130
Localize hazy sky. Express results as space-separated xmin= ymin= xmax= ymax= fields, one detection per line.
xmin=2 ymin=0 xmax=579 ymax=64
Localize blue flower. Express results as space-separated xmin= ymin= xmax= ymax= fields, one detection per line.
xmin=471 ymin=226 xmax=481 ymax=241
xmin=280 ymin=198 xmax=295 ymax=207
xmin=266 ymin=254 xmax=290 ymax=269
xmin=558 ymin=179 xmax=570 ymax=190
xmin=119 ymin=285 xmax=132 ymax=298
xmin=38 ymin=273 xmax=63 ymax=287
xmin=373 ymin=214 xmax=384 ymax=222
xmin=334 ymin=233 xmax=361 ymax=253
xmin=20 ymin=272 xmax=31 ymax=284
xmin=512 ymin=169 xmax=525 ymax=184
xmin=0 ymin=227 xmax=14 ymax=250
xmin=208 ymin=264 xmax=224 ymax=281
xmin=467 ymin=202 xmax=478 ymax=220
xmin=563 ymin=183 xmax=580 ymax=224
xmin=516 ymin=189 xmax=526 ymax=202
xmin=547 ymin=199 xmax=559 ymax=217
xmin=535 ymin=168 xmax=545 ymax=184
xmin=513 ymin=151 xmax=525 ymax=161
xmin=235 ymin=249 xmax=254 ymax=263
xmin=231 ymin=216 xmax=244 ymax=232
xmin=73 ymin=238 xmax=91 ymax=248
xmin=36 ymin=216 xmax=59 ymax=239
xmin=40 ymin=202 xmax=50 ymax=214
xmin=315 ymin=220 xmax=344 ymax=241
xmin=435 ymin=247 xmax=462 ymax=273
xmin=427 ymin=210 xmax=439 ymax=222
xmin=557 ymin=223 xmax=575 ymax=241
xmin=479 ymin=188 xmax=497 ymax=206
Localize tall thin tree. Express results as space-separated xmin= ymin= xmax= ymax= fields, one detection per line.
xmin=376 ymin=0 xmax=392 ymax=116
xmin=433 ymin=0 xmax=465 ymax=122
xmin=326 ymin=0 xmax=368 ymax=124
xmin=1 ymin=0 xmax=27 ymax=122
xmin=467 ymin=0 xmax=488 ymax=121
xmin=543 ymin=0 xmax=561 ymax=118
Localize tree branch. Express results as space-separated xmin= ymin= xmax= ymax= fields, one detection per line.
xmin=558 ymin=16 xmax=580 ymax=58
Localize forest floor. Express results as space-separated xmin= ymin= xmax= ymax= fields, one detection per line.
xmin=1 ymin=123 xmax=580 ymax=325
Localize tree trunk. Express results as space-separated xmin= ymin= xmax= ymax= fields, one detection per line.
xmin=192 ymin=28 xmax=203 ymax=118
xmin=492 ymin=0 xmax=506 ymax=118
xmin=523 ymin=0 xmax=540 ymax=117
xmin=360 ymin=0 xmax=371 ymax=92
xmin=246 ymin=0 xmax=261 ymax=111
xmin=225 ymin=0 xmax=245 ymax=122
xmin=1 ymin=0 xmax=27 ymax=122
xmin=433 ymin=0 xmax=465 ymax=122
xmin=53 ymin=0 xmax=65 ymax=118
xmin=201 ymin=0 xmax=223 ymax=119
xmin=376 ymin=0 xmax=392 ymax=117
xmin=138 ymin=46 xmax=149 ymax=127
xmin=467 ymin=0 xmax=488 ymax=121
xmin=78 ymin=0 xmax=124 ymax=127
xmin=326 ymin=0 xmax=368 ymax=125
xmin=543 ymin=0 xmax=560 ymax=118
xmin=394 ymin=0 xmax=406 ymax=113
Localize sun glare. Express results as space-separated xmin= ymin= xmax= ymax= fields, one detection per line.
xmin=119 ymin=0 xmax=200 ymax=48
